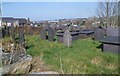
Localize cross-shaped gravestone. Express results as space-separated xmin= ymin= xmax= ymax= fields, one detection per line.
xmin=48 ymin=27 xmax=55 ymax=41
xmin=40 ymin=27 xmax=47 ymax=40
xmin=63 ymin=30 xmax=72 ymax=47
xmin=94 ymin=28 xmax=105 ymax=41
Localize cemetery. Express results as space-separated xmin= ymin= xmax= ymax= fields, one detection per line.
xmin=1 ymin=24 xmax=119 ymax=74
xmin=1 ymin=1 xmax=119 ymax=75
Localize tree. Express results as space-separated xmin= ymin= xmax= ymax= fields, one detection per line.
xmin=96 ymin=0 xmax=119 ymax=27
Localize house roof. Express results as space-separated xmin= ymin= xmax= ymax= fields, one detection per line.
xmin=2 ymin=17 xmax=28 ymax=24
xmin=14 ymin=18 xmax=27 ymax=23
xmin=2 ymin=17 xmax=17 ymax=23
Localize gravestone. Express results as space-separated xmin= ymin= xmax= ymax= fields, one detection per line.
xmin=19 ymin=29 xmax=25 ymax=47
xmin=94 ymin=28 xmax=105 ymax=41
xmin=63 ymin=27 xmax=69 ymax=31
xmin=40 ymin=27 xmax=47 ymax=40
xmin=51 ymin=27 xmax=56 ymax=34
xmin=70 ymin=26 xmax=74 ymax=32
xmin=100 ymin=36 xmax=120 ymax=54
xmin=63 ymin=30 xmax=72 ymax=47
xmin=10 ymin=23 xmax=16 ymax=44
xmin=5 ymin=26 xmax=10 ymax=37
xmin=106 ymin=26 xmax=119 ymax=36
xmin=19 ymin=29 xmax=26 ymax=54
xmin=48 ymin=27 xmax=54 ymax=41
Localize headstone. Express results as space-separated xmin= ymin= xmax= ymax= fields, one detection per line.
xmin=48 ymin=27 xmax=54 ymax=41
xmin=10 ymin=23 xmax=16 ymax=44
xmin=63 ymin=30 xmax=72 ymax=47
xmin=106 ymin=26 xmax=119 ymax=36
xmin=51 ymin=27 xmax=56 ymax=34
xmin=5 ymin=26 xmax=10 ymax=37
xmin=70 ymin=26 xmax=74 ymax=32
xmin=40 ymin=27 xmax=47 ymax=40
xmin=63 ymin=27 xmax=69 ymax=31
xmin=19 ymin=29 xmax=26 ymax=54
xmin=19 ymin=29 xmax=25 ymax=47
xmin=94 ymin=28 xmax=105 ymax=41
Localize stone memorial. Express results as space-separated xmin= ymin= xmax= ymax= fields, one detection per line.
xmin=57 ymin=32 xmax=79 ymax=43
xmin=106 ymin=26 xmax=119 ymax=36
xmin=94 ymin=28 xmax=105 ymax=41
xmin=79 ymin=30 xmax=94 ymax=38
xmin=100 ymin=36 xmax=120 ymax=54
xmin=18 ymin=29 xmax=26 ymax=54
xmin=10 ymin=23 xmax=16 ymax=44
xmin=63 ymin=30 xmax=72 ymax=47
xmin=19 ymin=29 xmax=25 ymax=46
xmin=48 ymin=27 xmax=54 ymax=41
xmin=5 ymin=26 xmax=10 ymax=37
xmin=63 ymin=27 xmax=69 ymax=31
xmin=40 ymin=27 xmax=47 ymax=40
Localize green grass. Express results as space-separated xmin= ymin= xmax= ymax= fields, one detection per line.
xmin=21 ymin=35 xmax=119 ymax=74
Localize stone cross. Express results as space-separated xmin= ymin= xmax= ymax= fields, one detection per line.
xmin=63 ymin=30 xmax=72 ymax=47
xmin=48 ymin=27 xmax=55 ymax=41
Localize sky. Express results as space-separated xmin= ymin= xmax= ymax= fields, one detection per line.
xmin=2 ymin=2 xmax=98 ymax=21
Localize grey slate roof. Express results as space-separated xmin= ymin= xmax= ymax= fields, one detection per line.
xmin=2 ymin=17 xmax=16 ymax=23
xmin=14 ymin=18 xmax=27 ymax=23
xmin=2 ymin=17 xmax=27 ymax=24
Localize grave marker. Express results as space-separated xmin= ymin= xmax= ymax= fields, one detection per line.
xmin=48 ymin=27 xmax=54 ymax=41
xmin=94 ymin=28 xmax=105 ymax=41
xmin=19 ymin=29 xmax=25 ymax=47
xmin=106 ymin=26 xmax=119 ymax=36
xmin=10 ymin=23 xmax=16 ymax=44
xmin=40 ymin=27 xmax=47 ymax=40
xmin=5 ymin=26 xmax=10 ymax=37
xmin=63 ymin=30 xmax=72 ymax=47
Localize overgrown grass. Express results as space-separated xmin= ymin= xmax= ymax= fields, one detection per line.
xmin=25 ymin=35 xmax=119 ymax=74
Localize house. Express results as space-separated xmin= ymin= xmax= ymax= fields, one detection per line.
xmin=14 ymin=18 xmax=27 ymax=26
xmin=2 ymin=17 xmax=19 ymax=27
